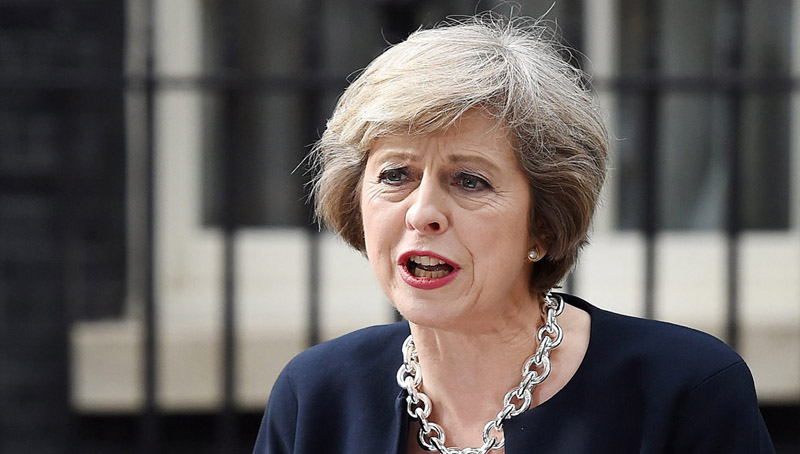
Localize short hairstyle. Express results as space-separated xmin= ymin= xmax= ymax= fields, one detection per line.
xmin=311 ymin=15 xmax=608 ymax=292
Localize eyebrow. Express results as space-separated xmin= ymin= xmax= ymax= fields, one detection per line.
xmin=370 ymin=148 xmax=503 ymax=174
xmin=370 ymin=149 xmax=418 ymax=163
xmin=448 ymin=153 xmax=501 ymax=174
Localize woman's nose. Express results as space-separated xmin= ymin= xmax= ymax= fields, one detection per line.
xmin=405 ymin=176 xmax=450 ymax=235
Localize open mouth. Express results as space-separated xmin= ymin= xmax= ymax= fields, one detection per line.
xmin=405 ymin=255 xmax=455 ymax=279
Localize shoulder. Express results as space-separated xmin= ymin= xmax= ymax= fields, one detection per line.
xmin=257 ymin=322 xmax=409 ymax=453
xmin=561 ymin=294 xmax=773 ymax=452
xmin=277 ymin=321 xmax=410 ymax=396
xmin=562 ymin=294 xmax=745 ymax=391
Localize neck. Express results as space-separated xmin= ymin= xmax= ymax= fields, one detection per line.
xmin=407 ymin=298 xmax=544 ymax=448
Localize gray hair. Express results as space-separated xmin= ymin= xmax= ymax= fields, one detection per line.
xmin=311 ymin=15 xmax=608 ymax=292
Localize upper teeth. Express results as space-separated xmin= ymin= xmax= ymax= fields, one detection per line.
xmin=410 ymin=255 xmax=446 ymax=266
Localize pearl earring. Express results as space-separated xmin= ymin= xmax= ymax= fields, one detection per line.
xmin=527 ymin=249 xmax=539 ymax=262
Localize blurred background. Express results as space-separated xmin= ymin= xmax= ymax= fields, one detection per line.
xmin=0 ymin=0 xmax=798 ymax=452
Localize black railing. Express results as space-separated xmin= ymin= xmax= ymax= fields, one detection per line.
xmin=141 ymin=0 xmax=159 ymax=451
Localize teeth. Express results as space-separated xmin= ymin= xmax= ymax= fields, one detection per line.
xmin=411 ymin=268 xmax=449 ymax=279
xmin=410 ymin=255 xmax=446 ymax=266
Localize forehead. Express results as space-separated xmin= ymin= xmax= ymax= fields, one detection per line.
xmin=369 ymin=111 xmax=515 ymax=165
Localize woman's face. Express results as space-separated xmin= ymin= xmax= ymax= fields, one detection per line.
xmin=360 ymin=111 xmax=538 ymax=330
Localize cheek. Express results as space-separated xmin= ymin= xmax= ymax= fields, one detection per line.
xmin=463 ymin=207 xmax=530 ymax=267
xmin=361 ymin=199 xmax=398 ymax=258
xmin=364 ymin=210 xmax=392 ymax=246
xmin=359 ymin=179 xmax=379 ymax=246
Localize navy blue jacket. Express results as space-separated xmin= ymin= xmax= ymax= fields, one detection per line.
xmin=254 ymin=294 xmax=775 ymax=453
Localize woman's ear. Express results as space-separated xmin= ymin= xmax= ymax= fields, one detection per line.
xmin=527 ymin=237 xmax=548 ymax=262
xmin=528 ymin=217 xmax=551 ymax=260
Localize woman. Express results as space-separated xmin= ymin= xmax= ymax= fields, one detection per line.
xmin=254 ymin=16 xmax=774 ymax=454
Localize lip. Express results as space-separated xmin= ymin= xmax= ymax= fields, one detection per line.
xmin=397 ymin=250 xmax=460 ymax=290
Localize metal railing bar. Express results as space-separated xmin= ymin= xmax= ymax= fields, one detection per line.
xmin=0 ymin=0 xmax=114 ymax=6
xmin=302 ymin=0 xmax=325 ymax=348
xmin=216 ymin=1 xmax=239 ymax=450
xmin=219 ymin=226 xmax=237 ymax=452
xmin=562 ymin=0 xmax=582 ymax=299
xmin=306 ymin=230 xmax=321 ymax=347
xmin=721 ymin=0 xmax=746 ymax=350
xmin=140 ymin=0 xmax=159 ymax=451
xmin=56 ymin=20 xmax=76 ymax=446
xmin=640 ymin=0 xmax=661 ymax=320
xmin=594 ymin=75 xmax=800 ymax=93
xmin=1 ymin=73 xmax=799 ymax=93
xmin=0 ymin=73 xmax=347 ymax=92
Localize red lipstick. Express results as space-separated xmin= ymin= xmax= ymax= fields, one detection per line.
xmin=397 ymin=251 xmax=460 ymax=290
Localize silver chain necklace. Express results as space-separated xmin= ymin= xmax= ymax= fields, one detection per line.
xmin=396 ymin=292 xmax=565 ymax=454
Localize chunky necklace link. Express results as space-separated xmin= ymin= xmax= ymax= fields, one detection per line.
xmin=396 ymin=292 xmax=565 ymax=454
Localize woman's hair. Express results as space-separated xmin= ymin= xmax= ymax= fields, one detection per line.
xmin=311 ymin=14 xmax=608 ymax=292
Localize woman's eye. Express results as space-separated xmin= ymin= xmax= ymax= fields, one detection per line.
xmin=378 ymin=168 xmax=408 ymax=185
xmin=455 ymin=173 xmax=489 ymax=190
